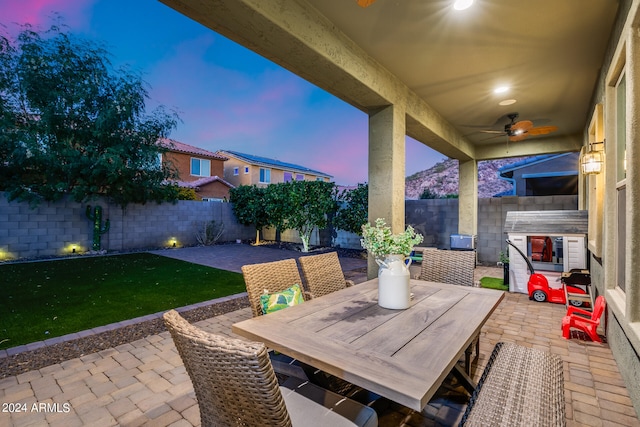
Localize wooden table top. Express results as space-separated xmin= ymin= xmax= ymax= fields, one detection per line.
xmin=232 ymin=278 xmax=504 ymax=411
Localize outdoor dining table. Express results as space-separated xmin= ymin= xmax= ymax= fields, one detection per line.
xmin=232 ymin=278 xmax=505 ymax=411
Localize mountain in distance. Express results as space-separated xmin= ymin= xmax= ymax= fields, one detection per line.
xmin=405 ymin=157 xmax=527 ymax=199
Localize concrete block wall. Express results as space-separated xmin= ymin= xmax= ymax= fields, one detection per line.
xmin=0 ymin=193 xmax=255 ymax=261
xmin=338 ymin=195 xmax=578 ymax=265
xmin=0 ymin=191 xmax=578 ymax=262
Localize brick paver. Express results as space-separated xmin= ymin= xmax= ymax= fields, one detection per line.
xmin=1 ymin=245 xmax=638 ymax=426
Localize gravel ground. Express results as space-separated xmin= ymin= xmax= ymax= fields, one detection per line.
xmin=0 ymin=295 xmax=249 ymax=379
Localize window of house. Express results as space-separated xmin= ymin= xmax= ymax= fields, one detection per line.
xmin=316 ymin=177 xmax=324 ymax=181
xmin=615 ymin=71 xmax=626 ymax=293
xmin=586 ymin=104 xmax=604 ymax=257
xmin=284 ymin=172 xmax=293 ymax=182
xmin=296 ymin=174 xmax=304 ymax=181
xmin=233 ymin=167 xmax=239 ymax=176
xmin=244 ymin=166 xmax=249 ymax=174
xmin=191 ymin=158 xmax=211 ymax=177
xmin=259 ymin=168 xmax=271 ymax=184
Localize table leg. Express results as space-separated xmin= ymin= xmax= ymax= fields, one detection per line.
xmin=452 ymin=364 xmax=477 ymax=394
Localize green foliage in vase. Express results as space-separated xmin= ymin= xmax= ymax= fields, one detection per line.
xmin=361 ymin=218 xmax=424 ymax=258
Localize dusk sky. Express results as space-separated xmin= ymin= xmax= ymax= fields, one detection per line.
xmin=1 ymin=0 xmax=445 ymax=185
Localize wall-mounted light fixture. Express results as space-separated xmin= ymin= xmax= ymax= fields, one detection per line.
xmin=581 ymin=141 xmax=604 ymax=175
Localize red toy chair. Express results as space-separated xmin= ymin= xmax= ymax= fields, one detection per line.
xmin=562 ymin=295 xmax=606 ymax=342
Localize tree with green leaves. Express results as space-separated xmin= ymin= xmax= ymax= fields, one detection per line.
xmin=284 ymin=180 xmax=337 ymax=252
xmin=263 ymin=182 xmax=294 ymax=243
xmin=229 ymin=185 xmax=269 ymax=244
xmin=333 ymin=183 xmax=368 ymax=235
xmin=0 ymin=23 xmax=180 ymax=208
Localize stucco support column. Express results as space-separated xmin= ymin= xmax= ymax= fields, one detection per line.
xmin=458 ymin=159 xmax=478 ymax=238
xmin=367 ymin=104 xmax=406 ymax=278
xmin=626 ymin=25 xmax=640 ymax=321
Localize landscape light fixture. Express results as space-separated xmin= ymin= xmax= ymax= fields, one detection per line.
xmin=581 ymin=142 xmax=604 ymax=175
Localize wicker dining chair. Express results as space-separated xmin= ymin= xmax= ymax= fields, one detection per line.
xmin=418 ymin=248 xmax=478 ymax=374
xmin=418 ymin=248 xmax=475 ymax=286
xmin=242 ymin=258 xmax=311 ymax=318
xmin=163 ymin=310 xmax=378 ymax=427
xmin=299 ymin=252 xmax=354 ymax=298
xmin=242 ymin=258 xmax=365 ymax=397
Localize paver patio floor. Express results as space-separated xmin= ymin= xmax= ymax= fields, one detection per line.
xmin=1 ymin=245 xmax=638 ymax=426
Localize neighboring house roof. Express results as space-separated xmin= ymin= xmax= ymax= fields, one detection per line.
xmin=495 ymin=153 xmax=579 ymax=197
xmin=218 ymin=150 xmax=333 ymax=179
xmin=497 ymin=153 xmax=575 ymax=177
xmin=159 ymin=138 xmax=228 ymax=161
xmin=175 ymin=176 xmax=235 ymax=189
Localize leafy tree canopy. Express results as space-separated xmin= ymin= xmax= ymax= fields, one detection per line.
xmin=0 ymin=22 xmax=180 ymax=208
xmin=229 ymin=185 xmax=269 ymax=244
xmin=333 ymin=183 xmax=368 ymax=235
xmin=284 ymin=180 xmax=337 ymax=252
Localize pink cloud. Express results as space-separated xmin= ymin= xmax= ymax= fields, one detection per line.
xmin=0 ymin=0 xmax=94 ymax=33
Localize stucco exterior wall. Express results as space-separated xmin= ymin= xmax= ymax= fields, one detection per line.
xmin=585 ymin=0 xmax=640 ymax=417
xmin=164 ymin=151 xmax=225 ymax=182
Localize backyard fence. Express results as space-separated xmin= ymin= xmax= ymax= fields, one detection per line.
xmin=0 ymin=191 xmax=577 ymax=264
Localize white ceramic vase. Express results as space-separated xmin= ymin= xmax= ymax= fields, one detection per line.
xmin=376 ymin=254 xmax=412 ymax=309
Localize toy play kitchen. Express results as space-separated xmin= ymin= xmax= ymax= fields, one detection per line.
xmin=503 ymin=210 xmax=591 ymax=305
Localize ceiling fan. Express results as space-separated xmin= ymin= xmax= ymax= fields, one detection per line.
xmin=481 ymin=113 xmax=558 ymax=142
xmin=356 ymin=0 xmax=377 ymax=7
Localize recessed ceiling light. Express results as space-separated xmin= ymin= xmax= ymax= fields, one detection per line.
xmin=453 ymin=0 xmax=474 ymax=10
xmin=494 ymin=86 xmax=510 ymax=94
xmin=499 ymin=99 xmax=517 ymax=106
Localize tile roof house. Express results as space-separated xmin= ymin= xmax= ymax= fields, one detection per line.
xmin=159 ymin=138 xmax=234 ymax=201
xmin=216 ymin=150 xmax=333 ymax=188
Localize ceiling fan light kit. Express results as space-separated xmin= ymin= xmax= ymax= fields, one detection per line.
xmin=480 ymin=112 xmax=558 ymax=142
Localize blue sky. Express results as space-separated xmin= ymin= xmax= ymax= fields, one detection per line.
xmin=2 ymin=0 xmax=445 ymax=185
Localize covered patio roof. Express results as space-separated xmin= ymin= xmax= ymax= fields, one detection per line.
xmin=157 ymin=0 xmax=620 ymax=276
xmin=158 ymin=0 xmax=617 ymax=160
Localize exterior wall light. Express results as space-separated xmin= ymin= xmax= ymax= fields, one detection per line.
xmin=581 ymin=142 xmax=604 ymax=175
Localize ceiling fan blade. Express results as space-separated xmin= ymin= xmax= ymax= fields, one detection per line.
xmin=356 ymin=0 xmax=377 ymax=7
xmin=511 ymin=120 xmax=533 ymax=133
xmin=527 ymin=125 xmax=559 ymax=136
xmin=479 ymin=130 xmax=505 ymax=134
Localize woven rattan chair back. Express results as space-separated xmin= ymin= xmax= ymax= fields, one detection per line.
xmin=419 ymin=249 xmax=475 ymax=286
xmin=242 ymin=258 xmax=305 ymax=317
xmin=162 ymin=310 xmax=292 ymax=427
xmin=299 ymin=252 xmax=353 ymax=298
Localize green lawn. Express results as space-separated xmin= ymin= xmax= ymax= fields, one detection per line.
xmin=0 ymin=253 xmax=246 ymax=350
xmin=479 ymin=276 xmax=508 ymax=291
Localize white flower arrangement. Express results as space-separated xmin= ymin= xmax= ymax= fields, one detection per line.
xmin=360 ymin=218 xmax=424 ymax=257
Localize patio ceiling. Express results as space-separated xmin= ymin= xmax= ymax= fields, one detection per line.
xmin=159 ymin=0 xmax=618 ymax=161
